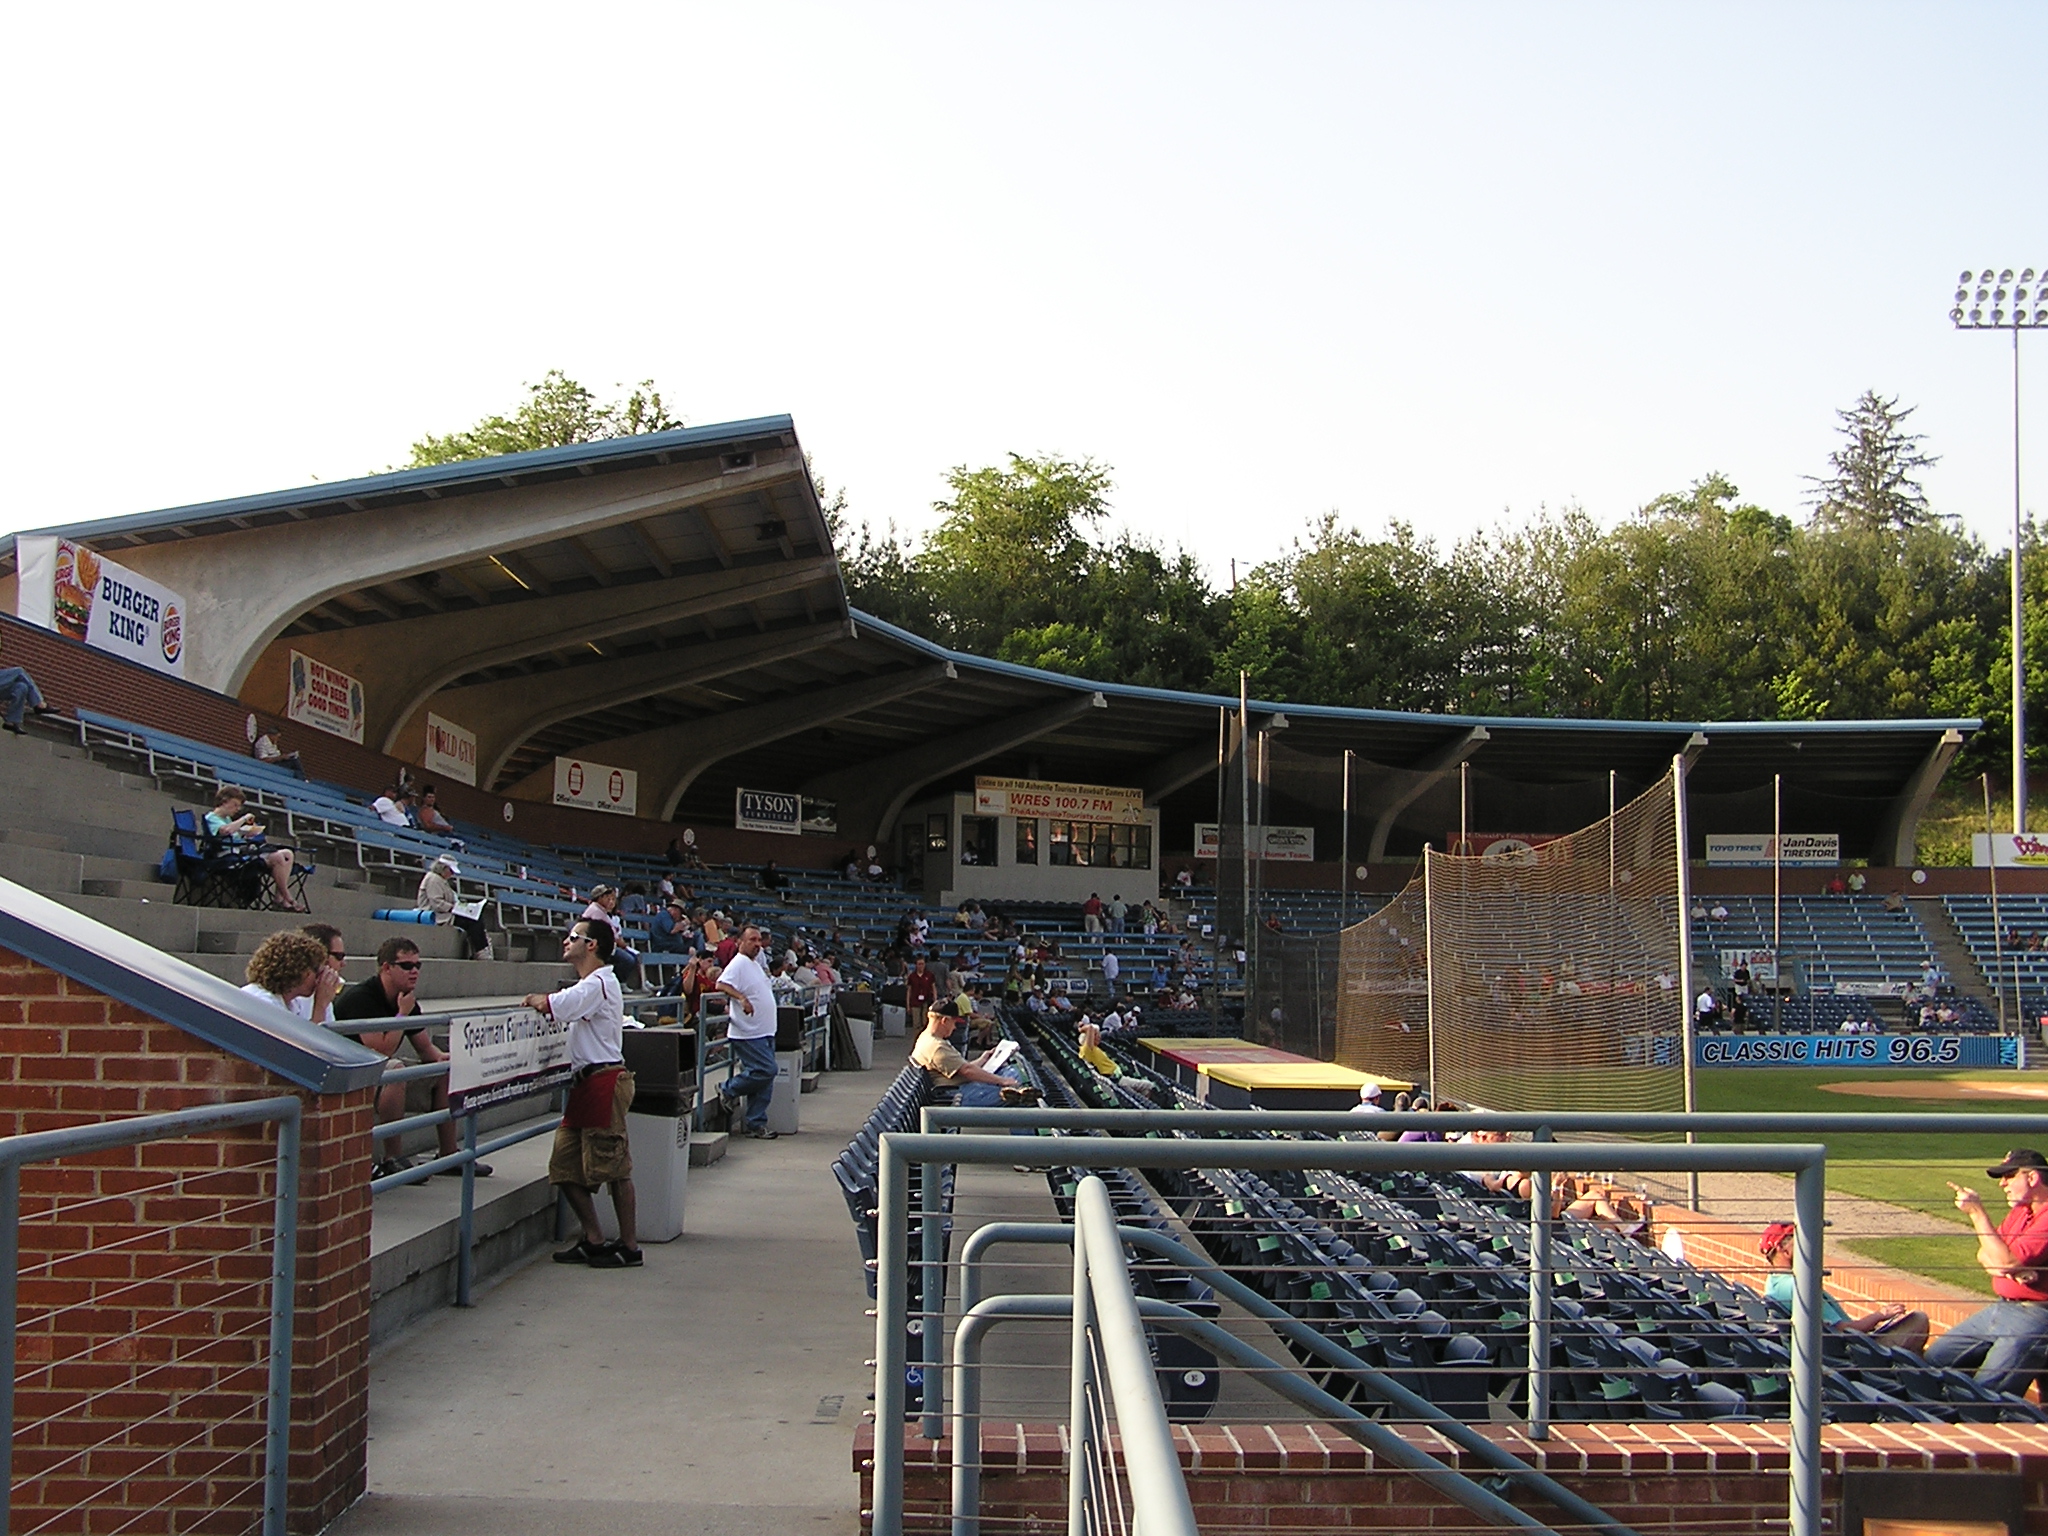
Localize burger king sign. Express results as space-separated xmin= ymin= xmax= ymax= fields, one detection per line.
xmin=13 ymin=537 xmax=188 ymax=680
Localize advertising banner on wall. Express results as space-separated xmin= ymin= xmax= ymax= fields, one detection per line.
xmin=735 ymin=788 xmax=801 ymax=835
xmin=14 ymin=536 xmax=187 ymax=679
xmin=553 ymin=756 xmax=637 ymax=817
xmin=447 ymin=1007 xmax=572 ymax=1113
xmin=1972 ymin=833 xmax=2048 ymax=868
xmin=287 ymin=651 xmax=365 ymax=743
xmin=1695 ymin=1033 xmax=2019 ymax=1069
xmin=1445 ymin=832 xmax=1560 ymax=861
xmin=975 ymin=776 xmax=1146 ymax=825
xmin=1193 ymin=823 xmax=1317 ymax=862
xmin=423 ymin=714 xmax=477 ymax=786
xmin=1718 ymin=948 xmax=1779 ymax=985
xmin=1704 ymin=833 xmax=1840 ymax=867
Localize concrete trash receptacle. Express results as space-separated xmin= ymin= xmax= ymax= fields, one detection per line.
xmin=845 ymin=1014 xmax=874 ymax=1069
xmin=880 ymin=1004 xmax=907 ymax=1038
xmin=598 ymin=1109 xmax=690 ymax=1243
xmin=767 ymin=1050 xmax=802 ymax=1135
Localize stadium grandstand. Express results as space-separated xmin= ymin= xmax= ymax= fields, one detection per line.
xmin=3 ymin=416 xmax=2047 ymax=1536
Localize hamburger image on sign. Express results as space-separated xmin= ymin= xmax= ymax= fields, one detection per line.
xmin=52 ymin=541 xmax=100 ymax=641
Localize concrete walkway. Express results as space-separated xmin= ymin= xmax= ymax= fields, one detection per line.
xmin=330 ymin=1039 xmax=921 ymax=1536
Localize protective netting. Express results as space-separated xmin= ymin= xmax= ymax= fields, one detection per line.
xmin=1336 ymin=769 xmax=1687 ymax=1115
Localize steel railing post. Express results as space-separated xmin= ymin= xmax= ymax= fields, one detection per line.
xmin=1 ymin=1161 xmax=19 ymax=1536
xmin=456 ymin=1111 xmax=478 ymax=1308
xmin=1067 ymin=1197 xmax=1094 ymax=1536
xmin=920 ymin=1159 xmax=945 ymax=1439
xmin=873 ymin=1140 xmax=910 ymax=1536
xmin=1790 ymin=1154 xmax=1826 ymax=1536
xmin=1528 ymin=1158 xmax=1552 ymax=1440
xmin=262 ymin=1103 xmax=301 ymax=1536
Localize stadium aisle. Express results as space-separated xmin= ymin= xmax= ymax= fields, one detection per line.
xmin=331 ymin=1037 xmax=918 ymax=1536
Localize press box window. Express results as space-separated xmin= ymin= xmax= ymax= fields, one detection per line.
xmin=1048 ymin=821 xmax=1152 ymax=870
xmin=959 ymin=815 xmax=999 ymax=867
xmin=1015 ymin=818 xmax=1040 ymax=865
xmin=926 ymin=813 xmax=950 ymax=853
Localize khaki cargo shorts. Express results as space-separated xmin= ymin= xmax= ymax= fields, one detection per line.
xmin=548 ymin=1068 xmax=637 ymax=1190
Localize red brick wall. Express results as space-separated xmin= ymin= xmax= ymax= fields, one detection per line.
xmin=0 ymin=611 xmax=848 ymax=868
xmin=0 ymin=945 xmax=375 ymax=1535
xmin=860 ymin=1421 xmax=2048 ymax=1534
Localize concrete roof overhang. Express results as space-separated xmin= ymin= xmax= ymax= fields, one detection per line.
xmin=3 ymin=415 xmax=1976 ymax=862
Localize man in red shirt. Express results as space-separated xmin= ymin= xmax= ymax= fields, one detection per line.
xmin=1926 ymin=1149 xmax=2048 ymax=1395
xmin=904 ymin=954 xmax=938 ymax=1034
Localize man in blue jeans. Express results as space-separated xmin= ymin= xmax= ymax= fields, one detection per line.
xmin=910 ymin=1002 xmax=1039 ymax=1109
xmin=0 ymin=663 xmax=55 ymax=736
xmin=1926 ymin=1148 xmax=2048 ymax=1396
xmin=713 ymin=924 xmax=782 ymax=1139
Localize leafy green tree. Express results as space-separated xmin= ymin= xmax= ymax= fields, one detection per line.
xmin=406 ymin=370 xmax=684 ymax=466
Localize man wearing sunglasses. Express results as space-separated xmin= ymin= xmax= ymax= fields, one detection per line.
xmin=336 ymin=938 xmax=487 ymax=1181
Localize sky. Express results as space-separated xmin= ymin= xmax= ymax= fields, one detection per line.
xmin=2 ymin=2 xmax=2043 ymax=582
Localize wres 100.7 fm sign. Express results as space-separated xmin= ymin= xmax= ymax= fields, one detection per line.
xmin=974 ymin=776 xmax=1146 ymax=825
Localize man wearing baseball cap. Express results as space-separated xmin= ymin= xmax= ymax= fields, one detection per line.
xmin=1925 ymin=1149 xmax=2048 ymax=1395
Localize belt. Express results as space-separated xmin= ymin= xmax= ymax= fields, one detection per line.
xmin=572 ymin=1062 xmax=625 ymax=1083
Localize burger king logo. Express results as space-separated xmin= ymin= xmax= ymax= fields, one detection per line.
xmin=160 ymin=604 xmax=183 ymax=665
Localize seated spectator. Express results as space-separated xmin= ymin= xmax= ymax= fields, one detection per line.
xmin=0 ymin=658 xmax=57 ymax=736
xmin=842 ymin=853 xmax=863 ymax=881
xmin=336 ymin=938 xmax=488 ymax=1180
xmin=582 ymin=886 xmax=644 ymax=991
xmin=1689 ymin=900 xmax=1708 ymax=920
xmin=664 ymin=838 xmax=684 ymax=869
xmin=760 ymin=860 xmax=789 ymax=892
xmin=414 ymin=786 xmax=457 ymax=838
xmin=1883 ymin=891 xmax=1907 ymax=915
xmin=250 ymin=726 xmax=303 ymax=776
xmin=1149 ymin=961 xmax=1170 ymax=995
xmin=1847 ymin=872 xmax=1867 ymax=894
xmin=1755 ymin=1221 xmax=1926 ymax=1353
xmin=240 ymin=930 xmax=340 ymax=1022
xmin=1075 ymin=1019 xmax=1121 ymax=1079
xmin=1927 ymin=1151 xmax=2048 ymax=1395
xmin=1174 ymin=867 xmax=1194 ymax=895
xmin=206 ymin=784 xmax=306 ymax=911
xmin=1350 ymin=1082 xmax=1384 ymax=1115
xmin=648 ymin=899 xmax=693 ymax=953
xmin=417 ymin=855 xmax=490 ymax=960
xmin=1825 ymin=874 xmax=1849 ymax=897
xmin=910 ymin=1001 xmax=1038 ymax=1107
xmin=371 ymin=786 xmax=415 ymax=826
xmin=620 ymin=883 xmax=648 ymax=916
xmin=1707 ymin=902 xmax=1729 ymax=921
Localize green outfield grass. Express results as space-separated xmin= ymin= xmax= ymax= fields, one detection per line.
xmin=1695 ymin=1067 xmax=2048 ymax=1295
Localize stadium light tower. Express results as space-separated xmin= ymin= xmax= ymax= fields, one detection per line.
xmin=1952 ymin=267 xmax=2048 ymax=833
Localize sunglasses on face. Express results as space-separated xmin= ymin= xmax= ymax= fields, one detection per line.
xmin=391 ymin=960 xmax=423 ymax=971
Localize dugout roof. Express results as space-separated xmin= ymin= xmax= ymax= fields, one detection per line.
xmin=0 ymin=417 xmax=1975 ymax=862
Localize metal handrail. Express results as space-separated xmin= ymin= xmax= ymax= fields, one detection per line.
xmin=0 ymin=1096 xmax=302 ymax=1536
xmin=1068 ymin=1177 xmax=1198 ymax=1536
xmin=872 ymin=1133 xmax=1829 ymax=1536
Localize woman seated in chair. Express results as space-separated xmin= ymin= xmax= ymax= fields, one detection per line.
xmin=205 ymin=784 xmax=305 ymax=911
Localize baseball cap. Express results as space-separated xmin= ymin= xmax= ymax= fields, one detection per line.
xmin=1758 ymin=1221 xmax=1796 ymax=1256
xmin=1986 ymin=1149 xmax=2048 ymax=1177
xmin=1359 ymin=1082 xmax=1382 ymax=1101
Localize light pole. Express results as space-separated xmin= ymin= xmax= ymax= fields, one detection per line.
xmin=1952 ymin=266 xmax=2048 ymax=833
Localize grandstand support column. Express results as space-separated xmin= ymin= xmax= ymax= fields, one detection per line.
xmin=1067 ymin=1203 xmax=1094 ymax=1536
xmin=1365 ymin=727 xmax=1489 ymax=864
xmin=1423 ymin=845 xmax=1438 ymax=1094
xmin=1673 ymin=748 xmax=1700 ymax=1210
xmin=1526 ymin=1152 xmax=1551 ymax=1440
xmin=1870 ymin=727 xmax=1965 ymax=866
xmin=803 ymin=692 xmax=1107 ymax=850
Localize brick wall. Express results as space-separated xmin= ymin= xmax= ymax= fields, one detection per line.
xmin=0 ymin=946 xmax=375 ymax=1534
xmin=859 ymin=1420 xmax=2048 ymax=1533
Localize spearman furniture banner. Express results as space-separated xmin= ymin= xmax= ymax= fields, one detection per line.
xmin=553 ymin=756 xmax=637 ymax=816
xmin=288 ymin=651 xmax=366 ymax=743
xmin=448 ymin=1007 xmax=572 ymax=1112
xmin=15 ymin=536 xmax=187 ymax=679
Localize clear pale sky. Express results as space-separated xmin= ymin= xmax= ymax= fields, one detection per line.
xmin=2 ymin=3 xmax=2041 ymax=579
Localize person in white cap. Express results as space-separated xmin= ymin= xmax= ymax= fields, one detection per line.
xmin=1350 ymin=1082 xmax=1385 ymax=1115
xmin=418 ymin=854 xmax=491 ymax=960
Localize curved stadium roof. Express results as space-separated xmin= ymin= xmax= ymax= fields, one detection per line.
xmin=0 ymin=417 xmax=1974 ymax=863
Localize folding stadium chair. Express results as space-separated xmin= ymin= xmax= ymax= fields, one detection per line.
xmin=169 ymin=809 xmax=269 ymax=909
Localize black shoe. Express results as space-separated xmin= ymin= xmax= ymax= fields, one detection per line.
xmin=371 ymin=1157 xmax=413 ymax=1180
xmin=553 ymin=1239 xmax=604 ymax=1265
xmin=585 ymin=1242 xmax=628 ymax=1269
xmin=2 ymin=723 xmax=20 ymax=737
xmin=612 ymin=1245 xmax=644 ymax=1267
xmin=435 ymin=1161 xmax=493 ymax=1178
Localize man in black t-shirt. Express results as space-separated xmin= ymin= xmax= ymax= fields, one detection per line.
xmin=335 ymin=938 xmax=489 ymax=1179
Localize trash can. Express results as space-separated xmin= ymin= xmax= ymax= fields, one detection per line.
xmin=767 ymin=1050 xmax=802 ymax=1136
xmin=601 ymin=1027 xmax=697 ymax=1243
xmin=880 ymin=1004 xmax=907 ymax=1038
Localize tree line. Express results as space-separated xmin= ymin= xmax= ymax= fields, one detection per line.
xmin=402 ymin=374 xmax=2041 ymax=769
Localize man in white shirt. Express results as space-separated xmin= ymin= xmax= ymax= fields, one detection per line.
xmin=524 ymin=920 xmax=639 ymax=1268
xmin=713 ymin=925 xmax=781 ymax=1139
xmin=1350 ymin=1082 xmax=1385 ymax=1116
xmin=371 ymin=788 xmax=414 ymax=827
xmin=1100 ymin=949 xmax=1120 ymax=998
